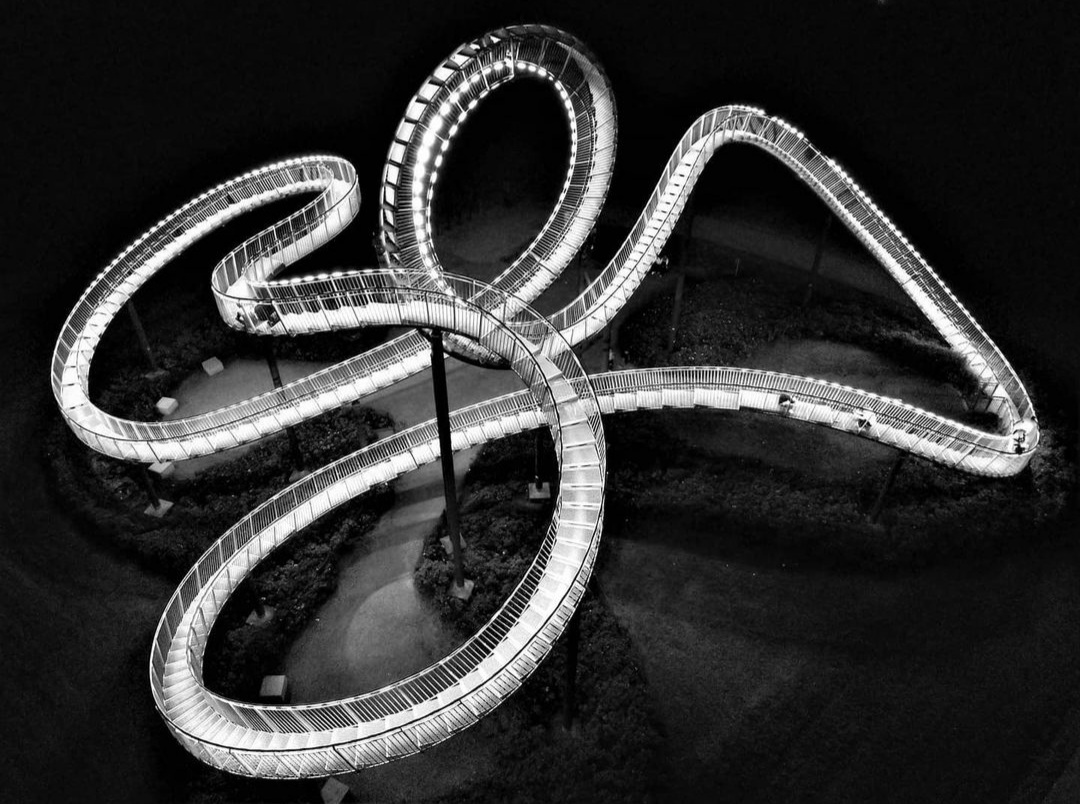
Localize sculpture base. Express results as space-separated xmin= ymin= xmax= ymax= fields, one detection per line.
xmin=320 ymin=777 xmax=351 ymax=804
xmin=144 ymin=499 xmax=173 ymax=518
xmin=259 ymin=674 xmax=289 ymax=704
xmin=246 ymin=605 xmax=277 ymax=627
xmin=449 ymin=578 xmax=475 ymax=601
xmin=527 ymin=481 xmax=552 ymax=501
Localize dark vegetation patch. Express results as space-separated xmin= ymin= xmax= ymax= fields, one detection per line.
xmin=621 ymin=268 xmax=987 ymax=407
xmin=604 ymin=409 xmax=1074 ymax=571
xmin=415 ymin=433 xmax=663 ymax=803
xmin=615 ymin=262 xmax=1076 ymax=569
xmin=48 ymin=402 xmax=392 ymax=579
xmin=46 ymin=290 xmax=396 ymax=801
xmin=86 ymin=255 xmax=388 ymax=422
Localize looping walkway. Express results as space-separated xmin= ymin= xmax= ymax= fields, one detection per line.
xmin=52 ymin=24 xmax=1037 ymax=778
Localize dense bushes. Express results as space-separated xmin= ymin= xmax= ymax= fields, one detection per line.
xmin=49 ymin=402 xmax=391 ymax=576
xmin=415 ymin=432 xmax=663 ymax=803
xmin=621 ymin=270 xmax=986 ymax=407
xmin=603 ymin=407 xmax=1075 ymax=571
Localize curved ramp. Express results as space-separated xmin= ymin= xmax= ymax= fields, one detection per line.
xmin=51 ymin=24 xmax=1038 ymax=778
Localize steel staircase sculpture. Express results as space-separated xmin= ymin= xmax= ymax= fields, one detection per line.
xmin=51 ymin=24 xmax=1038 ymax=777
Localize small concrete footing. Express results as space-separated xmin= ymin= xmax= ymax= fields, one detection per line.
xmin=259 ymin=674 xmax=289 ymax=703
xmin=527 ymin=481 xmax=552 ymax=501
xmin=246 ymin=605 xmax=277 ymax=627
xmin=201 ymin=356 xmax=225 ymax=376
xmin=143 ymin=499 xmax=173 ymax=518
xmin=320 ymin=777 xmax=351 ymax=804
xmin=449 ymin=578 xmax=475 ymax=601
xmin=155 ymin=397 xmax=179 ymax=416
xmin=439 ymin=535 xmax=467 ymax=556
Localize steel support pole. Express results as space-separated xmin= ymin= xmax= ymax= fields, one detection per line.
xmin=431 ymin=329 xmax=466 ymax=589
xmin=869 ymin=451 xmax=906 ymax=523
xmin=562 ymin=606 xmax=581 ymax=730
xmin=264 ymin=340 xmax=303 ymax=469
xmin=127 ymin=301 xmax=158 ymax=372
xmin=666 ymin=270 xmax=686 ymax=356
xmin=802 ymin=214 xmax=833 ymax=308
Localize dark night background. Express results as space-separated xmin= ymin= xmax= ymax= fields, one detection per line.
xmin=1 ymin=1 xmax=1077 ymax=801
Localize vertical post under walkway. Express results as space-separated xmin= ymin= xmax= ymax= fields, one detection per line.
xmin=264 ymin=340 xmax=304 ymax=471
xmin=666 ymin=193 xmax=696 ymax=357
xmin=533 ymin=428 xmax=545 ymax=490
xmin=869 ymin=451 xmax=906 ymax=524
xmin=431 ymin=329 xmax=467 ymax=591
xmin=666 ymin=271 xmax=685 ymax=357
xmin=562 ymin=605 xmax=581 ymax=730
xmin=127 ymin=301 xmax=158 ymax=372
xmin=802 ymin=214 xmax=833 ymax=308
xmin=136 ymin=464 xmax=160 ymax=508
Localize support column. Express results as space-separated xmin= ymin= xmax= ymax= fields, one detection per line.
xmin=802 ymin=214 xmax=833 ymax=308
xmin=562 ymin=605 xmax=582 ymax=731
xmin=264 ymin=340 xmax=304 ymax=473
xmin=528 ymin=428 xmax=552 ymax=501
xmin=869 ymin=451 xmax=905 ymax=524
xmin=605 ymin=320 xmax=617 ymax=371
xmin=135 ymin=463 xmax=173 ymax=517
xmin=431 ymin=329 xmax=472 ymax=599
xmin=666 ymin=194 xmax=696 ymax=357
xmin=136 ymin=464 xmax=160 ymax=508
xmin=127 ymin=301 xmax=158 ymax=372
xmin=666 ymin=270 xmax=686 ymax=357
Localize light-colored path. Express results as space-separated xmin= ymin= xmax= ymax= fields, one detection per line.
xmin=283 ymin=355 xmax=524 ymax=702
xmin=283 ymin=456 xmax=472 ymax=701
xmin=164 ymin=356 xmax=335 ymax=479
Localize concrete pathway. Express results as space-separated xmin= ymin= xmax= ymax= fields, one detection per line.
xmin=281 ymin=355 xmax=524 ymax=703
xmin=163 ymin=356 xmax=335 ymax=480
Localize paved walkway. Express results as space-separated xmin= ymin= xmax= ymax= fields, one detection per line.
xmin=281 ymin=354 xmax=524 ymax=703
xmin=162 ymin=356 xmax=335 ymax=480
